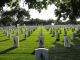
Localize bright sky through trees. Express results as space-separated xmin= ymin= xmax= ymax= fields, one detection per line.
xmin=19 ymin=0 xmax=57 ymax=20
xmin=29 ymin=4 xmax=57 ymax=20
xmin=3 ymin=0 xmax=57 ymax=20
xmin=3 ymin=0 xmax=80 ymax=21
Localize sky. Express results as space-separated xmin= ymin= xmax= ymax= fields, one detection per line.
xmin=19 ymin=0 xmax=57 ymax=20
xmin=29 ymin=5 xmax=57 ymax=20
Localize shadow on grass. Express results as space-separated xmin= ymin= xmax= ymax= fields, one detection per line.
xmin=49 ymin=42 xmax=80 ymax=60
xmin=73 ymin=38 xmax=80 ymax=47
xmin=19 ymin=39 xmax=26 ymax=42
xmin=0 ymin=47 xmax=16 ymax=54
xmin=0 ymin=39 xmax=9 ymax=42
xmin=0 ymin=35 xmax=5 ymax=37
xmin=36 ymin=40 xmax=39 ymax=42
xmin=31 ymin=50 xmax=35 ymax=55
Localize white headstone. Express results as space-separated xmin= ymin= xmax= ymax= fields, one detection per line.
xmin=16 ymin=32 xmax=19 ymax=36
xmin=4 ymin=31 xmax=8 ymax=36
xmin=50 ymin=28 xmax=52 ymax=34
xmin=35 ymin=48 xmax=49 ymax=60
xmin=56 ymin=33 xmax=60 ymax=41
xmin=28 ymin=30 xmax=30 ymax=37
xmin=64 ymin=29 xmax=67 ymax=36
xmin=72 ymin=32 xmax=76 ymax=40
xmin=23 ymin=33 xmax=27 ymax=39
xmin=7 ymin=34 xmax=10 ymax=40
xmin=64 ymin=36 xmax=70 ymax=47
xmin=17 ymin=24 xmax=19 ymax=34
xmin=60 ymin=29 xmax=62 ymax=34
xmin=52 ymin=31 xmax=55 ymax=37
xmin=39 ymin=36 xmax=44 ymax=48
xmin=13 ymin=36 xmax=19 ymax=48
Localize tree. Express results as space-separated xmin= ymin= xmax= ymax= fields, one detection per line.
xmin=0 ymin=0 xmax=12 ymax=9
xmin=0 ymin=0 xmax=80 ymax=24
xmin=15 ymin=8 xmax=30 ymax=24
xmin=0 ymin=15 xmax=14 ymax=26
xmin=53 ymin=0 xmax=80 ymax=24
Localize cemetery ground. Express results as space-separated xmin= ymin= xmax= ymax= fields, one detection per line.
xmin=0 ymin=26 xmax=80 ymax=60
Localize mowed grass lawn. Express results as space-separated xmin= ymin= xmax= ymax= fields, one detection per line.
xmin=0 ymin=26 xmax=80 ymax=60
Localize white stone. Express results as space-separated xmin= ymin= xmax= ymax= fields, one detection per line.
xmin=13 ymin=36 xmax=19 ymax=48
xmin=64 ymin=29 xmax=67 ymax=36
xmin=4 ymin=31 xmax=8 ymax=36
xmin=39 ymin=36 xmax=44 ymax=48
xmin=35 ymin=48 xmax=49 ymax=60
xmin=7 ymin=34 xmax=10 ymax=40
xmin=16 ymin=32 xmax=19 ymax=36
xmin=64 ymin=36 xmax=70 ymax=47
xmin=72 ymin=32 xmax=76 ymax=40
xmin=23 ymin=33 xmax=27 ymax=39
xmin=52 ymin=31 xmax=55 ymax=37
xmin=28 ymin=31 xmax=30 ymax=36
xmin=56 ymin=33 xmax=60 ymax=41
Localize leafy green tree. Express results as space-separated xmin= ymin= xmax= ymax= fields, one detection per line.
xmin=0 ymin=0 xmax=80 ymax=24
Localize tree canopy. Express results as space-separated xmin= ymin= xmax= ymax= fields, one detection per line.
xmin=0 ymin=0 xmax=80 ymax=25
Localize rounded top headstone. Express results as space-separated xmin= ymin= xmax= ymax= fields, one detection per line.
xmin=35 ymin=48 xmax=48 ymax=51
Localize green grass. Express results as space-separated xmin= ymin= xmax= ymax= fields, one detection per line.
xmin=0 ymin=26 xmax=80 ymax=60
xmin=0 ymin=27 xmax=40 ymax=60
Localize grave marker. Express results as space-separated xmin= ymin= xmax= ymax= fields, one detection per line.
xmin=64 ymin=36 xmax=70 ymax=47
xmin=7 ymin=34 xmax=10 ymax=40
xmin=64 ymin=29 xmax=67 ymax=36
xmin=72 ymin=32 xmax=76 ymax=40
xmin=13 ymin=36 xmax=19 ymax=48
xmin=56 ymin=33 xmax=60 ymax=41
xmin=23 ymin=33 xmax=27 ymax=39
xmin=35 ymin=48 xmax=48 ymax=60
xmin=39 ymin=36 xmax=44 ymax=48
xmin=52 ymin=31 xmax=55 ymax=37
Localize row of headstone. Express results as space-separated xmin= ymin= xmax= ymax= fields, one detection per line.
xmin=13 ymin=24 xmax=19 ymax=48
xmin=35 ymin=27 xmax=49 ymax=60
xmin=1 ymin=25 xmax=38 ymax=43
xmin=56 ymin=32 xmax=60 ymax=41
xmin=64 ymin=28 xmax=67 ymax=36
xmin=13 ymin=25 xmax=38 ymax=48
xmin=39 ymin=28 xmax=44 ymax=48
xmin=46 ymin=25 xmax=72 ymax=48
